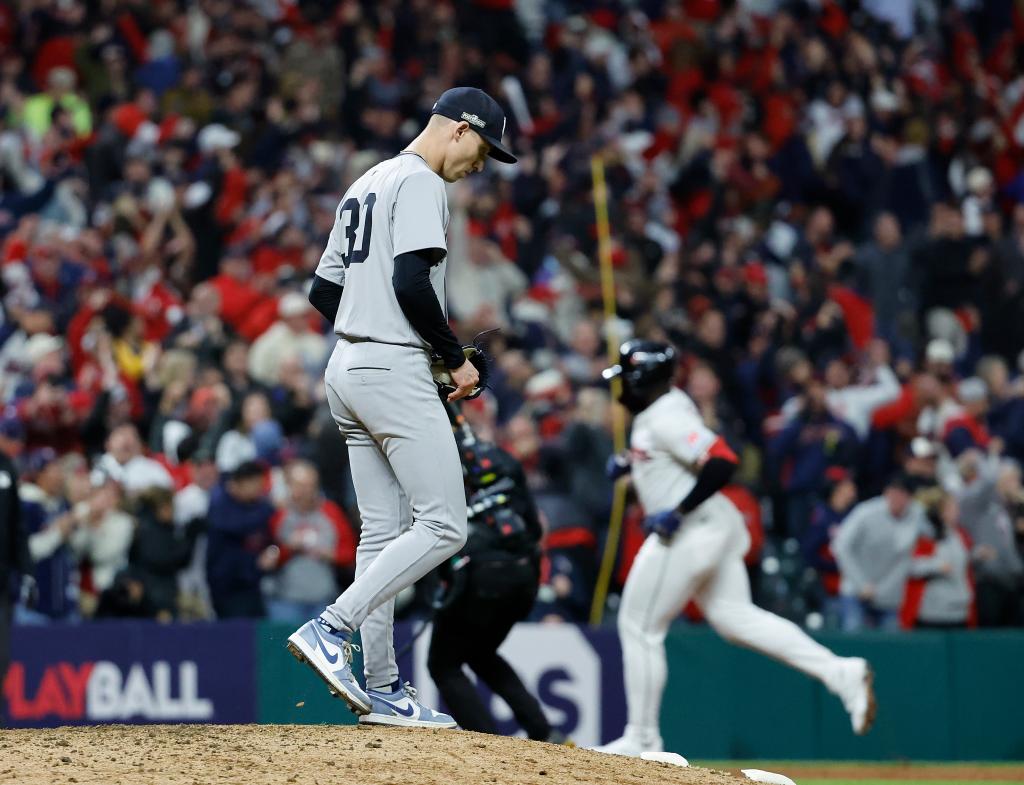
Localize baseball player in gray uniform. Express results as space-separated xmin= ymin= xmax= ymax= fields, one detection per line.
xmin=287 ymin=87 xmax=516 ymax=728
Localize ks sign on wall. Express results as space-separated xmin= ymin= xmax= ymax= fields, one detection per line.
xmin=408 ymin=624 xmax=625 ymax=746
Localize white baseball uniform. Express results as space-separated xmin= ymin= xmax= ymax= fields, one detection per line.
xmin=315 ymin=152 xmax=467 ymax=690
xmin=611 ymin=388 xmax=855 ymax=750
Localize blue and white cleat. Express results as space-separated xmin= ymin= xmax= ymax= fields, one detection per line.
xmin=286 ymin=617 xmax=371 ymax=715
xmin=359 ymin=681 xmax=457 ymax=728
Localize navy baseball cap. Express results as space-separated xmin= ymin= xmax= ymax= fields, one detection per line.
xmin=0 ymin=408 xmax=23 ymax=441
xmin=23 ymin=447 xmax=57 ymax=475
xmin=431 ymin=87 xmax=517 ymax=164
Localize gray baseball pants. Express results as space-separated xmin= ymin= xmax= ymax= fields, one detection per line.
xmin=320 ymin=338 xmax=467 ymax=690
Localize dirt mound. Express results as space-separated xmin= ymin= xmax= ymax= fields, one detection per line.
xmin=1 ymin=724 xmax=746 ymax=785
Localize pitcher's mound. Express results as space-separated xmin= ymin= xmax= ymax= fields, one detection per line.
xmin=2 ymin=724 xmax=746 ymax=785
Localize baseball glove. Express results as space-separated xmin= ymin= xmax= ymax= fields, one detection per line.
xmin=431 ymin=343 xmax=491 ymax=400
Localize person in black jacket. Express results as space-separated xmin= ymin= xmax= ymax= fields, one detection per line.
xmin=0 ymin=443 xmax=31 ymax=725
xmin=205 ymin=461 xmax=276 ymax=618
xmin=427 ymin=410 xmax=561 ymax=742
xmin=97 ymin=488 xmax=203 ymax=620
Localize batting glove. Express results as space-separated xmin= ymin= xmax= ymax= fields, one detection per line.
xmin=606 ymin=452 xmax=632 ymax=481
xmin=643 ymin=509 xmax=684 ymax=539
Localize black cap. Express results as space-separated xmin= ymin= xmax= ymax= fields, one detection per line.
xmin=431 ymin=87 xmax=517 ymax=164
xmin=886 ymin=471 xmax=914 ymax=493
xmin=230 ymin=460 xmax=266 ymax=482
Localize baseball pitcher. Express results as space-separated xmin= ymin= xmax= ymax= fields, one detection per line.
xmin=287 ymin=87 xmax=516 ymax=728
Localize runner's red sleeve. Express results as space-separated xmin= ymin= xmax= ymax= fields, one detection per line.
xmin=706 ymin=436 xmax=738 ymax=465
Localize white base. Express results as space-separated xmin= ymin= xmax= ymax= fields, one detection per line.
xmin=743 ymin=769 xmax=797 ymax=785
xmin=640 ymin=751 xmax=689 ymax=767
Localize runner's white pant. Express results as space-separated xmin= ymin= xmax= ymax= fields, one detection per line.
xmin=321 ymin=339 xmax=467 ymax=690
xmin=619 ymin=494 xmax=845 ymax=737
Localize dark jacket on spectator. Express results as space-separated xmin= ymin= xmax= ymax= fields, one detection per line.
xmin=855 ymin=242 xmax=914 ymax=338
xmin=801 ymin=501 xmax=848 ymax=595
xmin=0 ymin=179 xmax=57 ymax=239
xmin=769 ymin=412 xmax=858 ymax=493
xmin=19 ymin=484 xmax=73 ymax=618
xmin=913 ymin=235 xmax=977 ymax=313
xmin=130 ymin=512 xmax=203 ymax=616
xmin=204 ymin=482 xmax=273 ymax=599
xmin=988 ymin=397 xmax=1024 ymax=464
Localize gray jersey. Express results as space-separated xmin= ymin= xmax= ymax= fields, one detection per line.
xmin=316 ymin=153 xmax=450 ymax=349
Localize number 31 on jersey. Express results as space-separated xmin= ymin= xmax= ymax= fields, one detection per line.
xmin=339 ymin=193 xmax=376 ymax=267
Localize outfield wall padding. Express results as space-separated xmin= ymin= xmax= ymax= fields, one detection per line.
xmin=8 ymin=621 xmax=1023 ymax=759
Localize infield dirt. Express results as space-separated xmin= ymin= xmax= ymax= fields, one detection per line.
xmin=0 ymin=723 xmax=747 ymax=785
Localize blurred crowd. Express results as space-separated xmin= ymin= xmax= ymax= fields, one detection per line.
xmin=1 ymin=0 xmax=1023 ymax=630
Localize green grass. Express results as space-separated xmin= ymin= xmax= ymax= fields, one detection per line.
xmin=695 ymin=761 xmax=1024 ymax=769
xmin=691 ymin=761 xmax=1024 ymax=785
xmin=797 ymin=780 xmax=1021 ymax=785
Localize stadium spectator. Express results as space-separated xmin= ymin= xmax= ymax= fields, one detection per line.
xmin=13 ymin=345 xmax=91 ymax=454
xmin=215 ymin=391 xmax=274 ymax=475
xmin=0 ymin=328 xmax=62 ymax=404
xmin=768 ymin=377 xmax=858 ymax=538
xmin=0 ymin=413 xmax=23 ymax=463
xmin=166 ymin=283 xmax=229 ymax=367
xmin=218 ymin=341 xmax=260 ymax=406
xmin=447 ymin=230 xmax=529 ymax=328
xmin=854 ymin=214 xmax=914 ymax=353
xmin=67 ymin=472 xmax=134 ymax=616
xmin=18 ymin=448 xmax=75 ymax=622
xmin=247 ymin=292 xmax=327 ymax=386
xmin=955 ymin=449 xmax=1024 ymax=626
xmin=98 ymin=423 xmax=173 ymax=498
xmin=687 ymin=362 xmax=744 ymax=453
xmin=779 ymin=341 xmax=901 ymax=441
xmin=801 ymin=467 xmax=858 ymax=625
xmin=265 ymin=460 xmax=356 ymax=622
xmin=978 ymin=355 xmax=1024 ymax=464
xmin=266 ymin=356 xmax=317 ymax=438
xmin=832 ymin=474 xmax=928 ymax=631
xmin=117 ymin=487 xmax=204 ymax=620
xmin=942 ymin=378 xmax=992 ymax=457
xmin=21 ymin=67 xmax=90 ymax=140
xmin=172 ymin=443 xmax=218 ymax=620
xmin=504 ymin=413 xmax=594 ymax=622
xmin=559 ymin=388 xmax=616 ymax=531
xmin=901 ymin=491 xmax=976 ymax=630
xmin=204 ymin=460 xmax=275 ymax=619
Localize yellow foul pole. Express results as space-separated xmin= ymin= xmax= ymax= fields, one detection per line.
xmin=588 ymin=154 xmax=627 ymax=627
